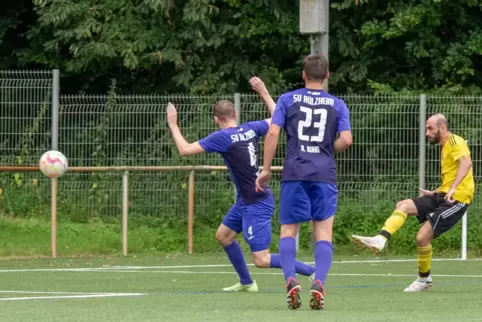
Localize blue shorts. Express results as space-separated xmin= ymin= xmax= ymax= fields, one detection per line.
xmin=222 ymin=195 xmax=275 ymax=252
xmin=279 ymin=181 xmax=338 ymax=225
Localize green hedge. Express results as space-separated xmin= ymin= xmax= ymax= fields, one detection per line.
xmin=1 ymin=176 xmax=481 ymax=257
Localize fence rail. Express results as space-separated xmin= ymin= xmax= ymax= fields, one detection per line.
xmin=1 ymin=69 xmax=481 ymax=258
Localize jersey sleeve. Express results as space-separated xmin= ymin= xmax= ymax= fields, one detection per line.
xmin=336 ymin=99 xmax=352 ymax=133
xmin=450 ymin=137 xmax=470 ymax=161
xmin=198 ymin=131 xmax=231 ymax=153
xmin=271 ymin=95 xmax=288 ymax=127
xmin=246 ymin=120 xmax=270 ymax=137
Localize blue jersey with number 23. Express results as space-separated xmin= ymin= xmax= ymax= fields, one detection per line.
xmin=272 ymin=88 xmax=351 ymax=184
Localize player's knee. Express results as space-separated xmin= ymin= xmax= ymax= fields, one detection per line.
xmin=216 ymin=229 xmax=234 ymax=246
xmin=395 ymin=200 xmax=412 ymax=213
xmin=251 ymin=252 xmax=270 ymax=268
xmin=416 ymin=229 xmax=431 ymax=246
xmin=280 ymin=224 xmax=298 ymax=238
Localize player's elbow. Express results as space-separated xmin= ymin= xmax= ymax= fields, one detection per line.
xmin=178 ymin=148 xmax=188 ymax=157
xmin=339 ymin=132 xmax=353 ymax=149
xmin=342 ymin=136 xmax=353 ymax=148
xmin=178 ymin=147 xmax=195 ymax=157
xmin=460 ymin=156 xmax=472 ymax=169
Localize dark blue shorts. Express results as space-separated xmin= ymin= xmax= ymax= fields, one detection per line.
xmin=222 ymin=195 xmax=275 ymax=252
xmin=279 ymin=181 xmax=338 ymax=225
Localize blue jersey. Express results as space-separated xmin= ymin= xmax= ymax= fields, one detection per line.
xmin=198 ymin=120 xmax=273 ymax=205
xmin=272 ymin=88 xmax=351 ymax=184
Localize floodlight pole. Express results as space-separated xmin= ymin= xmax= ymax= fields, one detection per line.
xmin=310 ymin=33 xmax=329 ymax=91
xmin=298 ymin=0 xmax=330 ymax=252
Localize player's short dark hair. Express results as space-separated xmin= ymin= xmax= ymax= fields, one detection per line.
xmin=302 ymin=54 xmax=328 ymax=81
xmin=213 ymin=100 xmax=236 ymax=121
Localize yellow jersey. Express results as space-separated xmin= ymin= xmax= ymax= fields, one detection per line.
xmin=439 ymin=134 xmax=475 ymax=204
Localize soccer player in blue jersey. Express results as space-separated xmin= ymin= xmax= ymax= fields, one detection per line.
xmin=256 ymin=54 xmax=353 ymax=310
xmin=166 ymin=77 xmax=315 ymax=293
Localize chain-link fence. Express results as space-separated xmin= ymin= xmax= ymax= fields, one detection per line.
xmin=1 ymin=70 xmax=481 ymax=250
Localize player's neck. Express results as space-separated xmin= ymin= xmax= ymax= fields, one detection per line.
xmin=440 ymin=131 xmax=452 ymax=146
xmin=219 ymin=120 xmax=238 ymax=129
xmin=304 ymin=81 xmax=325 ymax=91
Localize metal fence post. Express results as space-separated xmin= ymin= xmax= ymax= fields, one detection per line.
xmin=418 ymin=94 xmax=426 ymax=193
xmin=50 ymin=69 xmax=60 ymax=258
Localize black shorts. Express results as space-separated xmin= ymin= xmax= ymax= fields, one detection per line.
xmin=412 ymin=193 xmax=468 ymax=238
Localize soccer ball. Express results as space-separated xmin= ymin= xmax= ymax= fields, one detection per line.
xmin=39 ymin=150 xmax=68 ymax=178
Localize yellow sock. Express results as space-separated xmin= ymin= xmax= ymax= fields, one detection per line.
xmin=417 ymin=245 xmax=432 ymax=277
xmin=380 ymin=210 xmax=407 ymax=238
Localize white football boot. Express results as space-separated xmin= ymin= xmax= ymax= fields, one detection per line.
xmin=403 ymin=276 xmax=432 ymax=292
xmin=351 ymin=235 xmax=387 ymax=254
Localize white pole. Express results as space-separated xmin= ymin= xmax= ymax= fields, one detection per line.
xmin=461 ymin=211 xmax=467 ymax=260
xmin=122 ymin=171 xmax=129 ymax=256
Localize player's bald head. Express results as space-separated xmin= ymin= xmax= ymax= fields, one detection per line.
xmin=427 ymin=114 xmax=449 ymax=130
xmin=426 ymin=114 xmax=450 ymax=145
xmin=213 ymin=100 xmax=236 ymax=121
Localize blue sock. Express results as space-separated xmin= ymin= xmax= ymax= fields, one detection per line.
xmin=270 ymin=254 xmax=315 ymax=276
xmin=224 ymin=241 xmax=253 ymax=285
xmin=279 ymin=237 xmax=297 ymax=282
xmin=314 ymin=240 xmax=334 ymax=286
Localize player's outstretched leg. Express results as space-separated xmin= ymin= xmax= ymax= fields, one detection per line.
xmin=404 ymin=222 xmax=433 ymax=292
xmin=216 ymin=223 xmax=258 ymax=292
xmin=268 ymin=254 xmax=315 ymax=278
xmin=309 ymin=217 xmax=334 ymax=310
xmin=250 ymin=252 xmax=315 ymax=278
xmin=351 ymin=199 xmax=417 ymax=254
xmin=279 ymin=227 xmax=301 ymax=310
xmin=244 ymin=208 xmax=315 ymax=280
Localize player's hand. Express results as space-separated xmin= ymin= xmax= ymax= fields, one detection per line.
xmin=166 ymin=102 xmax=178 ymax=126
xmin=249 ymin=77 xmax=268 ymax=95
xmin=419 ymin=188 xmax=434 ymax=196
xmin=444 ymin=187 xmax=456 ymax=204
xmin=255 ymin=169 xmax=271 ymax=192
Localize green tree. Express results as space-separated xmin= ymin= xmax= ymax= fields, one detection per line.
xmin=6 ymin=0 xmax=482 ymax=94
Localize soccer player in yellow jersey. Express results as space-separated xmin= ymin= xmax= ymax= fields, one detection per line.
xmin=351 ymin=114 xmax=475 ymax=292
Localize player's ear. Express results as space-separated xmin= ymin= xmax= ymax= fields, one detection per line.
xmin=213 ymin=115 xmax=219 ymax=125
xmin=325 ymin=71 xmax=330 ymax=80
xmin=302 ymin=71 xmax=307 ymax=82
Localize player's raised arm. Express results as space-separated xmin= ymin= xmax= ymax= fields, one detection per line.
xmin=249 ymin=77 xmax=275 ymax=123
xmin=166 ymin=102 xmax=205 ymax=156
xmin=255 ymin=96 xmax=286 ymax=192
xmin=334 ymin=100 xmax=353 ymax=153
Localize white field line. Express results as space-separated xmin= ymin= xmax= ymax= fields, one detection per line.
xmin=0 ymin=290 xmax=122 ymax=295
xmin=89 ymin=269 xmax=482 ymax=278
xmin=106 ymin=258 xmax=482 ymax=270
xmin=0 ymin=258 xmax=479 ymax=274
xmin=0 ymin=293 xmax=145 ymax=302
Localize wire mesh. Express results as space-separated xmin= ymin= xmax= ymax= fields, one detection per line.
xmin=0 ymin=70 xmax=53 ymax=166
xmin=58 ymin=94 xmax=232 ymax=218
xmin=1 ymin=80 xmax=481 ymax=241
xmin=336 ymin=94 xmax=421 ymax=215
xmin=0 ymin=71 xmax=54 ymax=231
